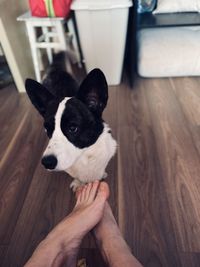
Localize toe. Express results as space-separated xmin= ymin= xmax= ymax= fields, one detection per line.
xmin=80 ymin=184 xmax=88 ymax=202
xmin=75 ymin=194 xmax=81 ymax=207
xmin=75 ymin=186 xmax=85 ymax=205
xmin=75 ymin=186 xmax=83 ymax=199
xmin=88 ymin=181 xmax=100 ymax=202
xmin=95 ymin=181 xmax=110 ymax=202
xmin=85 ymin=183 xmax=92 ymax=201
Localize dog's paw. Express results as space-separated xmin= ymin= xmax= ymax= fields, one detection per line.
xmin=70 ymin=179 xmax=83 ymax=192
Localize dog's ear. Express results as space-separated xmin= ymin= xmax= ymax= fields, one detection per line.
xmin=77 ymin=69 xmax=108 ymax=116
xmin=25 ymin=79 xmax=54 ymax=117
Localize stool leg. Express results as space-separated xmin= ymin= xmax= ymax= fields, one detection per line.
xmin=26 ymin=22 xmax=41 ymax=82
xmin=56 ymin=21 xmax=73 ymax=74
xmin=67 ymin=18 xmax=82 ymax=67
xmin=42 ymin=26 xmax=53 ymax=64
xmin=56 ymin=21 xmax=67 ymax=50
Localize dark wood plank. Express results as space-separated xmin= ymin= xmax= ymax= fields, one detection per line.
xmin=0 ymin=245 xmax=7 ymax=265
xmin=0 ymin=85 xmax=21 ymax=127
xmin=169 ymin=77 xmax=200 ymax=126
xmin=143 ymin=78 xmax=200 ymax=253
xmin=0 ymin=94 xmax=31 ymax=163
xmin=169 ymin=77 xmax=200 ymax=158
xmin=103 ymin=86 xmax=119 ymax=218
xmin=0 ymin=99 xmax=47 ymax=248
xmin=0 ymin=84 xmax=16 ymax=104
xmin=180 ymin=252 xmax=200 ymax=267
xmin=2 ymin=165 xmax=74 ymax=267
xmin=117 ymin=80 xmax=182 ymax=266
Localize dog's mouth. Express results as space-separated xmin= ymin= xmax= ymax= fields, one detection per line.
xmin=41 ymin=156 xmax=75 ymax=172
xmin=45 ymin=168 xmax=59 ymax=172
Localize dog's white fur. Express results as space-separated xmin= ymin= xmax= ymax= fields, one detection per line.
xmin=43 ymin=98 xmax=82 ymax=171
xmin=43 ymin=97 xmax=117 ymax=190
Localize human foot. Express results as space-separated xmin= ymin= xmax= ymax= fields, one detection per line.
xmin=57 ymin=181 xmax=109 ymax=266
xmin=25 ymin=181 xmax=109 ymax=267
xmin=94 ymin=202 xmax=143 ymax=267
xmin=94 ymin=201 xmax=121 ymax=246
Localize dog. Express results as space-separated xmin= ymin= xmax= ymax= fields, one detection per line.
xmin=25 ymin=53 xmax=117 ymax=191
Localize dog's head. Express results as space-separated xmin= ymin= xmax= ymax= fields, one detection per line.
xmin=25 ymin=69 xmax=108 ymax=171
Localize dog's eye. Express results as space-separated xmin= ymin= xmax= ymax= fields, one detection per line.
xmin=68 ymin=125 xmax=78 ymax=134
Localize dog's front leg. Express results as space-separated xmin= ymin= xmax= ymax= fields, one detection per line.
xmin=70 ymin=179 xmax=83 ymax=192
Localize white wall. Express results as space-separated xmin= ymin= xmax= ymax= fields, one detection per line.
xmin=0 ymin=0 xmax=35 ymax=92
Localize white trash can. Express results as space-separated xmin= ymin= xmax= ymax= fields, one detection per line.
xmin=71 ymin=0 xmax=132 ymax=85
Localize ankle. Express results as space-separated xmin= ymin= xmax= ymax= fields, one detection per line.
xmin=94 ymin=232 xmax=134 ymax=267
xmin=94 ymin=213 xmax=121 ymax=241
xmin=25 ymin=238 xmax=66 ymax=267
xmin=46 ymin=222 xmax=82 ymax=256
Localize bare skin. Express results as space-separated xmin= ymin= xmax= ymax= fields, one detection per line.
xmin=94 ymin=202 xmax=143 ymax=267
xmin=24 ymin=181 xmax=109 ymax=267
xmin=25 ymin=181 xmax=143 ymax=267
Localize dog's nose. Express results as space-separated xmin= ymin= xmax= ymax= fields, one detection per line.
xmin=41 ymin=155 xmax=57 ymax=170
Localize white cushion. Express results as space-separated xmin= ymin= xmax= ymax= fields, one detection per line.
xmin=153 ymin=0 xmax=200 ymax=14
xmin=138 ymin=27 xmax=200 ymax=77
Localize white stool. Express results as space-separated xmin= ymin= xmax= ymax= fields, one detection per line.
xmin=17 ymin=11 xmax=81 ymax=82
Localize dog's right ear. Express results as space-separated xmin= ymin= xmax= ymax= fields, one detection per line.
xmin=25 ymin=79 xmax=54 ymax=117
xmin=77 ymin=69 xmax=108 ymax=117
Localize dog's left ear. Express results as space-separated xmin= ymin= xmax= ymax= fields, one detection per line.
xmin=77 ymin=68 xmax=108 ymax=116
xmin=25 ymin=79 xmax=55 ymax=117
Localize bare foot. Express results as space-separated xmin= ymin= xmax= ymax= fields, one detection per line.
xmin=94 ymin=202 xmax=121 ymax=249
xmin=25 ymin=181 xmax=109 ymax=267
xmin=94 ymin=202 xmax=143 ymax=267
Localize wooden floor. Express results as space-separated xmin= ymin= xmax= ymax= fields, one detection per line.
xmin=0 ymin=76 xmax=200 ymax=267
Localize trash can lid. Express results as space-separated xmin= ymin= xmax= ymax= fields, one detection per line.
xmin=71 ymin=0 xmax=133 ymax=10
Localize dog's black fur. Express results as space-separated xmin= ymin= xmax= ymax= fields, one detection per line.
xmin=60 ymin=98 xmax=104 ymax=148
xmin=25 ymin=52 xmax=117 ymax=188
xmin=25 ymin=52 xmax=108 ymax=150
xmin=42 ymin=52 xmax=79 ymax=98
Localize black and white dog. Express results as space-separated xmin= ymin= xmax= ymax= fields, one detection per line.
xmin=25 ymin=53 xmax=117 ymax=191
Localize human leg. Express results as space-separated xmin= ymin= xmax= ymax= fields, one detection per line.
xmin=94 ymin=202 xmax=143 ymax=267
xmin=24 ymin=181 xmax=109 ymax=267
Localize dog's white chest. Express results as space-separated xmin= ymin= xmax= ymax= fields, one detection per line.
xmin=66 ymin=125 xmax=117 ymax=183
xmin=67 ymin=154 xmax=105 ymax=183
